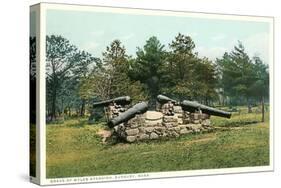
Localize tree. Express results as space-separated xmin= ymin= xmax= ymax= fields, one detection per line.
xmin=217 ymin=42 xmax=256 ymax=112
xmin=129 ymin=36 xmax=166 ymax=104
xmin=251 ymin=56 xmax=269 ymax=122
xmin=161 ymin=33 xmax=218 ymax=103
xmin=216 ymin=52 xmax=238 ymax=105
xmin=193 ymin=57 xmax=218 ymax=105
xmin=162 ymin=33 xmax=197 ymax=100
xmin=73 ymin=50 xmax=99 ymax=116
xmin=84 ymin=40 xmax=147 ymax=104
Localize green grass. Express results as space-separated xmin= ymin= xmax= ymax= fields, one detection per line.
xmin=46 ymin=109 xmax=270 ymax=178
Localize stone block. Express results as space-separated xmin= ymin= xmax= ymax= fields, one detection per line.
xmin=202 ymin=119 xmax=211 ymax=126
xmin=171 ymin=131 xmax=179 ymax=137
xmin=150 ymin=132 xmax=159 ymax=139
xmin=125 ymin=128 xmax=139 ymax=136
xmin=180 ymin=128 xmax=192 ymax=134
xmin=138 ymin=127 xmax=146 ymax=133
xmin=174 ymin=127 xmax=181 ymax=132
xmin=145 ymin=127 xmax=154 ymax=133
xmin=163 ymin=122 xmax=173 ymax=128
xmin=126 ymin=136 xmax=136 ymax=143
xmin=139 ymin=133 xmax=149 ymax=140
xmin=193 ymin=120 xmax=200 ymax=124
xmin=163 ymin=116 xmax=178 ymax=123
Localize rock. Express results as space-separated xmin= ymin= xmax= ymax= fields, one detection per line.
xmin=138 ymin=127 xmax=145 ymax=133
xmin=113 ymin=125 xmax=119 ymax=132
xmin=145 ymin=111 xmax=163 ymax=120
xmin=177 ymin=119 xmax=183 ymax=125
xmin=171 ymin=131 xmax=179 ymax=137
xmin=125 ymin=128 xmax=139 ymax=136
xmin=174 ymin=127 xmax=181 ymax=132
xmin=126 ymin=136 xmax=136 ymax=142
xmin=180 ymin=128 xmax=192 ymax=134
xmin=173 ymin=106 xmax=183 ymax=113
xmin=155 ymin=126 xmax=165 ymax=132
xmin=179 ymin=124 xmax=189 ymax=129
xmin=145 ymin=119 xmax=162 ymax=127
xmin=130 ymin=123 xmax=139 ymax=128
xmin=150 ymin=132 xmax=159 ymax=139
xmin=163 ymin=116 xmax=178 ymax=123
xmin=172 ymin=122 xmax=178 ymax=127
xmin=200 ymin=113 xmax=210 ymax=120
xmin=139 ymin=133 xmax=149 ymax=140
xmin=145 ymin=127 xmax=154 ymax=133
xmin=202 ymin=119 xmax=211 ymax=126
xmin=162 ymin=132 xmax=168 ymax=137
xmin=163 ymin=122 xmax=173 ymax=128
xmin=193 ymin=120 xmax=200 ymax=124
xmin=192 ymin=113 xmax=200 ymax=120
xmin=189 ymin=124 xmax=202 ymax=130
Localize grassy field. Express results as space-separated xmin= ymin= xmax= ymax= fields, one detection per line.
xmin=46 ymin=107 xmax=270 ymax=178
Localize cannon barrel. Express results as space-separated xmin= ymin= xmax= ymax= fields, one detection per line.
xmin=92 ymin=96 xmax=131 ymax=107
xmin=108 ymin=102 xmax=148 ymax=128
xmin=157 ymin=94 xmax=177 ymax=104
xmin=181 ymin=100 xmax=231 ymax=118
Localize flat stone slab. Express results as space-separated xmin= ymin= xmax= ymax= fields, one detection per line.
xmin=145 ymin=111 xmax=163 ymax=121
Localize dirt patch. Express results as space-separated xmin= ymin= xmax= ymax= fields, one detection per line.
xmin=97 ymin=129 xmax=112 ymax=143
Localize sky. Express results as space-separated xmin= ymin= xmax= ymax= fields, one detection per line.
xmin=46 ymin=9 xmax=270 ymax=63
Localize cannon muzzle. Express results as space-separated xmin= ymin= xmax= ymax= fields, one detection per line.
xmin=157 ymin=95 xmax=177 ymax=104
xmin=108 ymin=102 xmax=148 ymax=127
xmin=181 ymin=100 xmax=231 ymax=118
xmin=92 ymin=96 xmax=131 ymax=107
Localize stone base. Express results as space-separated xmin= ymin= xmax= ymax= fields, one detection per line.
xmin=113 ymin=112 xmax=213 ymax=143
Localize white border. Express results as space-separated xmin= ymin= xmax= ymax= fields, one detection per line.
xmin=35 ymin=3 xmax=274 ymax=185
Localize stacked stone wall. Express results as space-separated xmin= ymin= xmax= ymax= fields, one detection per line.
xmin=113 ymin=107 xmax=213 ymax=143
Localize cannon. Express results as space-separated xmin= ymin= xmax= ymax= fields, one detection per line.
xmin=157 ymin=95 xmax=177 ymax=104
xmin=181 ymin=100 xmax=231 ymax=118
xmin=108 ymin=102 xmax=148 ymax=128
xmin=92 ymin=96 xmax=131 ymax=107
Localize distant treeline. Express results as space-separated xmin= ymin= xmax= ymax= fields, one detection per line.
xmin=30 ymin=33 xmax=269 ymax=121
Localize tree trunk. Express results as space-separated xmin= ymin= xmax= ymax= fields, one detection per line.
xmin=80 ymin=99 xmax=86 ymax=116
xmin=261 ymin=96 xmax=265 ymax=122
xmin=51 ymin=64 xmax=57 ymax=121
xmin=51 ymin=88 xmax=57 ymax=121
xmin=68 ymin=106 xmax=71 ymax=117
xmin=247 ymin=98 xmax=252 ymax=113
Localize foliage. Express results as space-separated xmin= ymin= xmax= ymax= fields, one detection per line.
xmin=46 ymin=35 xmax=98 ymax=120
xmin=216 ymin=41 xmax=269 ymax=117
xmin=45 ymin=34 xmax=269 ymax=120
xmin=161 ymin=33 xmax=218 ymax=103
xmin=81 ymin=40 xmax=148 ymax=104
xmin=129 ymin=36 xmax=166 ymax=103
